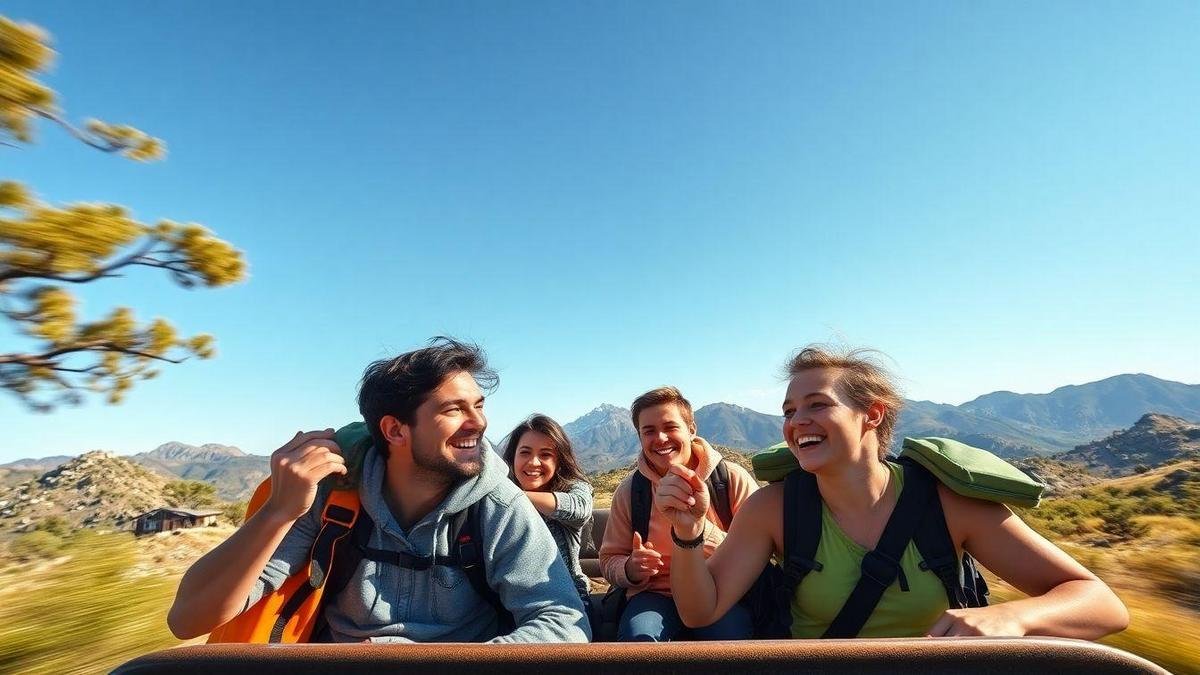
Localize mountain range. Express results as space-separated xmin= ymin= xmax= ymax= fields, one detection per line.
xmin=130 ymin=442 xmax=269 ymax=501
xmin=4 ymin=372 xmax=1199 ymax=489
xmin=566 ymin=373 xmax=1200 ymax=470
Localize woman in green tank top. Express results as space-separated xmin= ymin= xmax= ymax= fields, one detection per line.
xmin=658 ymin=345 xmax=1129 ymax=640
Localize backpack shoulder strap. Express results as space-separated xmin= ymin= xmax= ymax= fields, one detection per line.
xmin=270 ymin=489 xmax=361 ymax=643
xmin=630 ymin=472 xmax=652 ymax=540
xmin=706 ymin=459 xmax=733 ymax=531
xmin=901 ymin=457 xmax=989 ymax=609
xmin=821 ymin=461 xmax=935 ymax=638
xmin=456 ymin=501 xmax=517 ymax=634
xmin=782 ymin=469 xmax=823 ymax=597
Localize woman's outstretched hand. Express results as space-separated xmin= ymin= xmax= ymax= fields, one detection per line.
xmin=655 ymin=463 xmax=709 ymax=540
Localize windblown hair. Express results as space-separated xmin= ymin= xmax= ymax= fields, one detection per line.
xmin=501 ymin=414 xmax=590 ymax=493
xmin=357 ymin=336 xmax=498 ymax=459
xmin=784 ymin=345 xmax=904 ymax=459
xmin=630 ymin=386 xmax=696 ymax=432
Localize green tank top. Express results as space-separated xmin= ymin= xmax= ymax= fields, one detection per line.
xmin=790 ymin=462 xmax=950 ymax=638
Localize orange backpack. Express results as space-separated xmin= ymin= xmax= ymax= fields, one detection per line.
xmin=206 ymin=479 xmax=362 ymax=643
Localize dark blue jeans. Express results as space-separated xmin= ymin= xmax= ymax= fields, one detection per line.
xmin=617 ymin=590 xmax=753 ymax=642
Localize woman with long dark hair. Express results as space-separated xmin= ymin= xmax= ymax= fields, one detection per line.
xmin=503 ymin=414 xmax=594 ymax=609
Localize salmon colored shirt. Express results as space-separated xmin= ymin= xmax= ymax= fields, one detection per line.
xmin=599 ymin=438 xmax=758 ymax=598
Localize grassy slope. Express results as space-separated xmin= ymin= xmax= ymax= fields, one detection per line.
xmin=0 ymin=457 xmax=1196 ymax=673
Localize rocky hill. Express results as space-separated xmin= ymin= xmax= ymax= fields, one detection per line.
xmin=0 ymin=452 xmax=174 ymax=536
xmin=1012 ymin=456 xmax=1102 ymax=496
xmin=1056 ymin=413 xmax=1200 ymax=476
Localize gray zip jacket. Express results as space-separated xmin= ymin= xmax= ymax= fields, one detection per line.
xmin=246 ymin=443 xmax=591 ymax=643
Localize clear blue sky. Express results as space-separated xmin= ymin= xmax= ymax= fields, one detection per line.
xmin=3 ymin=1 xmax=1198 ymax=463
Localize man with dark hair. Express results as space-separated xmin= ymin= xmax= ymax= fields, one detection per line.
xmin=169 ymin=337 xmax=590 ymax=643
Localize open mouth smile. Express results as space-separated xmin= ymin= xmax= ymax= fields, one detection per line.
xmin=794 ymin=434 xmax=825 ymax=450
xmin=451 ymin=437 xmax=479 ymax=450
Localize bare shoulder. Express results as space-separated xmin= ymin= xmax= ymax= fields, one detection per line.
xmin=935 ymin=482 xmax=1016 ymax=550
xmin=735 ymin=482 xmax=785 ymax=553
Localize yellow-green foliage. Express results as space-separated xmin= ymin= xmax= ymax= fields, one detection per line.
xmin=0 ymin=13 xmax=247 ymax=411
xmin=8 ymin=530 xmax=65 ymax=561
xmin=163 ymin=480 xmax=219 ymax=509
xmin=220 ymin=500 xmax=248 ymax=526
xmin=0 ymin=532 xmax=179 ymax=675
xmin=1019 ymin=469 xmax=1199 ymax=542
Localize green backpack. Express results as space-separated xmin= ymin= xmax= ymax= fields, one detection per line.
xmin=751 ymin=436 xmax=1044 ymax=507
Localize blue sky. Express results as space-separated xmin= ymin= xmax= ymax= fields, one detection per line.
xmin=3 ymin=1 xmax=1198 ymax=463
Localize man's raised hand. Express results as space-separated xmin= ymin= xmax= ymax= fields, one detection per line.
xmin=263 ymin=429 xmax=347 ymax=523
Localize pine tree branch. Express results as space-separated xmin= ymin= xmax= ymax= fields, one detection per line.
xmin=33 ymin=109 xmax=135 ymax=154
xmin=0 ymin=342 xmax=187 ymax=369
xmin=0 ymin=238 xmax=159 ymax=284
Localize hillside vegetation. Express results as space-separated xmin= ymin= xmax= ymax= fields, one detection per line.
xmin=1 ymin=440 xmax=1196 ymax=672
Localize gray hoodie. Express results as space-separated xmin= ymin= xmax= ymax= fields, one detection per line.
xmin=246 ymin=442 xmax=591 ymax=643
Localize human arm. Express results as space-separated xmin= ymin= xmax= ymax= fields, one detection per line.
xmin=598 ymin=477 xmax=660 ymax=588
xmin=483 ymin=491 xmax=590 ymax=643
xmin=524 ymin=491 xmax=558 ymax=516
xmin=659 ymin=465 xmax=779 ymax=627
xmin=166 ymin=430 xmax=346 ymax=639
xmin=544 ymin=480 xmax=593 ymax=528
xmin=927 ymin=486 xmax=1129 ymax=638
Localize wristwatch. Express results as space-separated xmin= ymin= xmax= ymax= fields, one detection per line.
xmin=671 ymin=524 xmax=706 ymax=549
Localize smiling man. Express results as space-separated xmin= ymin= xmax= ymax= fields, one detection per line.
xmin=598 ymin=386 xmax=758 ymax=642
xmin=168 ymin=337 xmax=590 ymax=643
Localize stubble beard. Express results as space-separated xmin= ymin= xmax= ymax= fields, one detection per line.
xmin=412 ymin=442 xmax=484 ymax=485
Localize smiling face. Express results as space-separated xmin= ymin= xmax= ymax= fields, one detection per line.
xmin=512 ymin=430 xmax=559 ymax=491
xmin=637 ymin=402 xmax=696 ymax=476
xmin=404 ymin=370 xmax=488 ymax=482
xmin=782 ymin=367 xmax=881 ymax=473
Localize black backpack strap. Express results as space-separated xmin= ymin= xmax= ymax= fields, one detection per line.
xmin=457 ymin=501 xmax=516 ymax=634
xmin=782 ymin=469 xmax=824 ymax=598
xmin=271 ymin=494 xmax=360 ymax=643
xmin=630 ymin=472 xmax=652 ymax=540
xmin=821 ymin=462 xmax=935 ymax=638
xmin=901 ymin=457 xmax=990 ymax=609
xmin=706 ymin=459 xmax=733 ymax=531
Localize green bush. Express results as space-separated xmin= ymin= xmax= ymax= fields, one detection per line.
xmin=9 ymin=531 xmax=65 ymax=560
xmin=220 ymin=501 xmax=247 ymax=526
xmin=164 ymin=480 xmax=218 ymax=508
xmin=35 ymin=516 xmax=70 ymax=538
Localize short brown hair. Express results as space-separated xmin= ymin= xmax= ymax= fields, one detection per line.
xmin=784 ymin=345 xmax=904 ymax=458
xmin=630 ymin=386 xmax=696 ymax=432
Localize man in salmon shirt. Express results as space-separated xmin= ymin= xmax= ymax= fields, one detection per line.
xmin=598 ymin=386 xmax=758 ymax=641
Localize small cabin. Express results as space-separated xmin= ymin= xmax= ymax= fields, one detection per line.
xmin=134 ymin=507 xmax=221 ymax=535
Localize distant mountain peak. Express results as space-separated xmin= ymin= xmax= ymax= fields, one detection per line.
xmin=140 ymin=441 xmax=246 ymax=462
xmin=591 ymin=403 xmax=627 ymax=414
